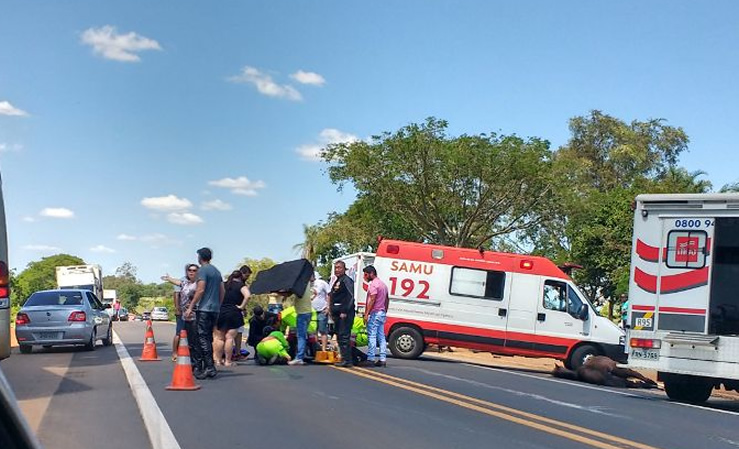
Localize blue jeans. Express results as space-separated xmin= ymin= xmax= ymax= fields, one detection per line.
xmin=366 ymin=310 xmax=387 ymax=362
xmin=296 ymin=313 xmax=311 ymax=361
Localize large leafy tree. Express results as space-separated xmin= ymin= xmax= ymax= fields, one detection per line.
xmin=12 ymin=254 xmax=85 ymax=306
xmin=547 ymin=111 xmax=710 ymax=314
xmin=322 ymin=117 xmax=556 ymax=248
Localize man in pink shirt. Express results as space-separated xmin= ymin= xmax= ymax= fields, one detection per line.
xmin=363 ymin=265 xmax=389 ymax=367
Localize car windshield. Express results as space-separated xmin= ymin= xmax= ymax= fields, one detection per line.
xmin=25 ymin=291 xmax=84 ymax=307
xmin=154 ymin=307 xmax=167 ymax=312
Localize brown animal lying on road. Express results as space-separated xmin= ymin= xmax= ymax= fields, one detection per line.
xmin=552 ymin=356 xmax=658 ymax=388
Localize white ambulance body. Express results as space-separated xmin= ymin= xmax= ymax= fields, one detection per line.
xmin=627 ymin=193 xmax=739 ymax=403
xmin=338 ymin=239 xmax=624 ymax=369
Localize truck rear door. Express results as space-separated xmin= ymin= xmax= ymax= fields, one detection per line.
xmin=655 ymin=217 xmax=713 ymax=333
xmin=708 ymin=217 xmax=739 ymax=336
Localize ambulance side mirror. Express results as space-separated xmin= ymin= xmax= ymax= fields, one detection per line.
xmin=577 ymin=304 xmax=589 ymax=321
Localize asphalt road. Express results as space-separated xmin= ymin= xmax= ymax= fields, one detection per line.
xmin=4 ymin=320 xmax=739 ymax=449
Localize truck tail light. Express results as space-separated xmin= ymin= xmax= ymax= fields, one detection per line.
xmin=0 ymin=261 xmax=9 ymax=308
xmin=15 ymin=313 xmax=30 ymax=326
xmin=630 ymin=338 xmax=661 ymax=349
xmin=68 ymin=311 xmax=87 ymax=322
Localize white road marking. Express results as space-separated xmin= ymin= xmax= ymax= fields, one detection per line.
xmin=458 ymin=361 xmax=739 ymax=416
xmin=113 ymin=331 xmax=181 ymax=449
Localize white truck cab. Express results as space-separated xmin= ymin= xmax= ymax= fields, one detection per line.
xmin=627 ymin=193 xmax=739 ymax=403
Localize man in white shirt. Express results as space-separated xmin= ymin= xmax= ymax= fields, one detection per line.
xmin=311 ymin=271 xmax=331 ymax=352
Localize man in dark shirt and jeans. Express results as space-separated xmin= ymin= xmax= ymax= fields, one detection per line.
xmin=185 ymin=247 xmax=224 ymax=379
xmin=330 ymin=260 xmax=355 ymax=367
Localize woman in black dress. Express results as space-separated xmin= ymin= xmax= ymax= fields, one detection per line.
xmin=213 ymin=271 xmax=250 ymax=366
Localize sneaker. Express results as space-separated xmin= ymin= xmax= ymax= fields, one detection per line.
xmin=193 ymin=369 xmax=207 ymax=380
xmin=375 ymin=360 xmax=386 ymax=367
xmin=288 ymin=359 xmax=306 ymax=366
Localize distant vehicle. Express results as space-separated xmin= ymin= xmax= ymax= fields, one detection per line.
xmin=103 ymin=289 xmax=118 ymax=320
xmin=118 ymin=308 xmax=129 ymax=321
xmin=141 ymin=311 xmax=151 ymax=321
xmin=0 ymin=170 xmax=9 ymax=360
xmin=627 ymin=194 xmax=739 ymax=403
xmin=14 ymin=289 xmax=113 ymax=353
xmin=55 ymin=265 xmax=104 ymax=304
xmin=150 ymin=307 xmax=169 ymax=321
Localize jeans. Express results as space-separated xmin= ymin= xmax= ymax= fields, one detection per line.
xmin=335 ymin=309 xmax=355 ymax=364
xmin=366 ymin=310 xmax=387 ymax=362
xmin=183 ymin=319 xmax=201 ymax=370
xmin=196 ymin=311 xmax=218 ymax=371
xmin=296 ymin=312 xmax=311 ymax=361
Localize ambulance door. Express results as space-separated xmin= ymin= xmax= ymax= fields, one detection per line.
xmin=438 ymin=266 xmax=510 ymax=350
xmin=657 ymin=217 xmax=713 ymax=334
xmin=534 ymin=279 xmax=590 ymax=357
xmin=505 ymin=273 xmax=539 ymax=347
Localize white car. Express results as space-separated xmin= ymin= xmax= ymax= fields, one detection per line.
xmin=150 ymin=307 xmax=169 ymax=321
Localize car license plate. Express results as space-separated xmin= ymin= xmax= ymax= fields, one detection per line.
xmin=37 ymin=332 xmax=59 ymax=340
xmin=631 ymin=348 xmax=659 ymax=360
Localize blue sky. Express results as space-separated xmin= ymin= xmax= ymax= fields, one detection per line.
xmin=1 ymin=1 xmax=738 ymax=283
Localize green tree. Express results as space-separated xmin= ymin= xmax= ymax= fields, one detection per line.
xmin=12 ymin=254 xmax=85 ymax=306
xmin=322 ymin=117 xmax=556 ymax=249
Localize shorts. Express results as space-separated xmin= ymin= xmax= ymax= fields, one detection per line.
xmin=317 ymin=312 xmax=328 ymax=334
xmin=175 ymin=317 xmax=185 ymax=334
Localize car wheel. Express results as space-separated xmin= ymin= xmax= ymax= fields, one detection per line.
xmin=85 ymin=328 xmax=97 ymax=351
xmin=388 ymin=326 xmax=424 ymax=359
xmin=19 ymin=345 xmax=32 ymax=354
xmin=102 ymin=323 xmax=113 ymax=347
xmin=567 ymin=344 xmax=600 ymax=371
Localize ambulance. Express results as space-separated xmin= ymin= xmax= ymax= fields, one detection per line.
xmin=626 ymin=193 xmax=739 ymax=403
xmin=336 ymin=239 xmax=624 ymax=370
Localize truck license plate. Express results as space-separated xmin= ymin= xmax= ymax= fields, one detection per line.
xmin=631 ymin=348 xmax=659 ymax=360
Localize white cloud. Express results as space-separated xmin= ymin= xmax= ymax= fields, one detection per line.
xmin=90 ymin=245 xmax=116 ymax=253
xmin=296 ymin=128 xmax=359 ymax=161
xmin=81 ymin=25 xmax=161 ymax=62
xmin=228 ymin=66 xmax=302 ymax=101
xmin=23 ymin=244 xmax=61 ymax=252
xmin=116 ymin=233 xmax=137 ymax=241
xmin=0 ymin=143 xmax=23 ymax=153
xmin=290 ymin=70 xmax=326 ymax=86
xmin=22 ymin=216 xmax=36 ymax=223
xmin=0 ymin=101 xmax=28 ymax=117
xmin=40 ymin=207 xmax=75 ymax=219
xmin=141 ymin=194 xmax=192 ymax=211
xmin=201 ymin=199 xmax=233 ymax=211
xmin=167 ymin=212 xmax=204 ymax=225
xmin=208 ymin=176 xmax=266 ymax=196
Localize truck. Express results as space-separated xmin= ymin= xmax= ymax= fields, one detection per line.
xmin=103 ymin=289 xmax=117 ymax=305
xmin=55 ymin=265 xmax=104 ymax=304
xmin=626 ymin=193 xmax=739 ymax=403
xmin=338 ymin=239 xmax=624 ymax=370
xmin=0 ymin=170 xmax=9 ymax=361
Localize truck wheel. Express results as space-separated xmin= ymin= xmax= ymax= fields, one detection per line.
xmin=388 ymin=326 xmax=424 ymax=359
xmin=568 ymin=344 xmax=599 ymax=371
xmin=102 ymin=323 xmax=113 ymax=347
xmin=663 ymin=373 xmax=713 ymax=404
xmin=85 ymin=328 xmax=97 ymax=351
xmin=19 ymin=345 xmax=32 ymax=354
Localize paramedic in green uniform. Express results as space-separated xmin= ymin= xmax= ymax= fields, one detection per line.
xmin=256 ymin=327 xmax=292 ymax=365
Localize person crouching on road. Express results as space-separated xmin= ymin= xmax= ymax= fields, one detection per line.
xmin=330 ymin=260 xmax=355 ymax=367
xmin=256 ymin=327 xmax=292 ymax=365
xmin=363 ymin=265 xmax=389 ymax=367
xmin=247 ymin=305 xmax=268 ymax=359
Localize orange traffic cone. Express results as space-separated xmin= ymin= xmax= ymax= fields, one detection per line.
xmin=139 ymin=320 xmax=161 ymax=361
xmin=166 ymin=330 xmax=200 ymax=391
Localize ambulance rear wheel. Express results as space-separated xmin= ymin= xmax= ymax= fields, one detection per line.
xmin=663 ymin=374 xmax=713 ymax=404
xmin=389 ymin=326 xmax=424 ymax=359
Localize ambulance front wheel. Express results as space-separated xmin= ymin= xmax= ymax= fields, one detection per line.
xmin=567 ymin=344 xmax=599 ymax=370
xmin=389 ymin=326 xmax=424 ymax=359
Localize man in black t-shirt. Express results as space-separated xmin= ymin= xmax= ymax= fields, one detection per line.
xmin=329 ymin=260 xmax=355 ymax=367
